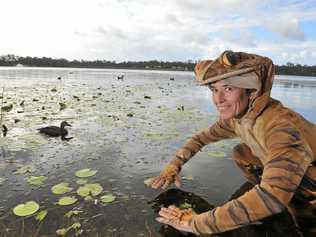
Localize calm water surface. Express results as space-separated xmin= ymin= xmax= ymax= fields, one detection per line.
xmin=0 ymin=67 xmax=315 ymax=237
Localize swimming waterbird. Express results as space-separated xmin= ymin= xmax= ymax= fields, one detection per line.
xmin=38 ymin=121 xmax=72 ymax=140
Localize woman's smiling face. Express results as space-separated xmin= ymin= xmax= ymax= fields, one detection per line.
xmin=209 ymin=80 xmax=250 ymax=120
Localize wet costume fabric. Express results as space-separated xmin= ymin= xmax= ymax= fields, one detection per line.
xmin=174 ymin=52 xmax=316 ymax=235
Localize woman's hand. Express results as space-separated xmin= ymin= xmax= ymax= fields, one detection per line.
xmin=150 ymin=164 xmax=181 ymax=189
xmin=156 ymin=205 xmax=196 ymax=233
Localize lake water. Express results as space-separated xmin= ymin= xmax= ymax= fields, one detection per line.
xmin=0 ymin=67 xmax=315 ymax=237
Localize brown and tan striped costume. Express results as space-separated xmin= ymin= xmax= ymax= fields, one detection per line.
xmin=172 ymin=52 xmax=316 ymax=236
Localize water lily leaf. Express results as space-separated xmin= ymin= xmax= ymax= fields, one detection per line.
xmin=100 ymin=194 xmax=116 ymax=203
xmin=35 ymin=210 xmax=47 ymax=222
xmin=77 ymin=183 xmax=103 ymax=197
xmin=13 ymin=201 xmax=40 ymax=217
xmin=58 ymin=196 xmax=78 ymax=206
xmin=71 ymin=222 xmax=81 ymax=229
xmin=13 ymin=165 xmax=35 ymax=175
xmin=84 ymin=195 xmax=93 ymax=201
xmin=56 ymin=228 xmax=68 ymax=236
xmin=0 ymin=177 xmax=7 ymax=185
xmin=144 ymin=177 xmax=154 ymax=186
xmin=75 ymin=168 xmax=97 ymax=178
xmin=76 ymin=179 xmax=88 ymax=185
xmin=27 ymin=176 xmax=47 ymax=186
xmin=51 ymin=183 xmax=73 ymax=195
xmin=56 ymin=222 xmax=81 ymax=236
xmin=179 ymin=201 xmax=192 ymax=210
xmin=207 ymin=151 xmax=226 ymax=158
xmin=182 ymin=175 xmax=194 ymax=181
xmin=65 ymin=210 xmax=83 ymax=218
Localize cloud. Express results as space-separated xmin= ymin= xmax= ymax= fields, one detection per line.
xmin=265 ymin=18 xmax=305 ymax=41
xmin=1 ymin=0 xmax=316 ymax=64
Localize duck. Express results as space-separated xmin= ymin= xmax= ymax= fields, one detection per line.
xmin=38 ymin=121 xmax=72 ymax=140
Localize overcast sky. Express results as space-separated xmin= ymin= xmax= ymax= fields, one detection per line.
xmin=1 ymin=0 xmax=316 ymax=65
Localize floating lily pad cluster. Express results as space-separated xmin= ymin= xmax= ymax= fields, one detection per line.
xmin=12 ymin=168 xmax=116 ymax=220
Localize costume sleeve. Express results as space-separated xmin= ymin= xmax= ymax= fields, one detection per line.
xmin=175 ymin=119 xmax=237 ymax=163
xmin=190 ymin=119 xmax=314 ymax=235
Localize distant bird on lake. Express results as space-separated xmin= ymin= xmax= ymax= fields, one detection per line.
xmin=117 ymin=75 xmax=124 ymax=80
xmin=38 ymin=121 xmax=72 ymax=140
xmin=2 ymin=124 xmax=8 ymax=137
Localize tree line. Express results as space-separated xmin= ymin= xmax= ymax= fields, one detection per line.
xmin=0 ymin=54 xmax=315 ymax=76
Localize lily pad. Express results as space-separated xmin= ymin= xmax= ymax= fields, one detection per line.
xmin=0 ymin=177 xmax=7 ymax=185
xmin=27 ymin=175 xmax=47 ymax=186
xmin=51 ymin=183 xmax=73 ymax=195
xmin=35 ymin=210 xmax=47 ymax=221
xmin=144 ymin=177 xmax=154 ymax=186
xmin=207 ymin=151 xmax=226 ymax=158
xmin=65 ymin=210 xmax=83 ymax=218
xmin=13 ymin=165 xmax=35 ymax=175
xmin=100 ymin=194 xmax=116 ymax=203
xmin=56 ymin=222 xmax=81 ymax=236
xmin=182 ymin=175 xmax=194 ymax=181
xmin=58 ymin=196 xmax=78 ymax=206
xmin=75 ymin=168 xmax=97 ymax=178
xmin=13 ymin=201 xmax=40 ymax=217
xmin=77 ymin=183 xmax=103 ymax=197
xmin=76 ymin=179 xmax=88 ymax=185
xmin=179 ymin=201 xmax=192 ymax=209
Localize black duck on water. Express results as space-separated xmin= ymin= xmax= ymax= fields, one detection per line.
xmin=38 ymin=121 xmax=72 ymax=140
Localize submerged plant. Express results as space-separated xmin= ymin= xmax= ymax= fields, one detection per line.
xmin=56 ymin=222 xmax=81 ymax=236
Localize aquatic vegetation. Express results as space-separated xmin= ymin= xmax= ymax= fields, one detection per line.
xmin=56 ymin=222 xmax=82 ymax=236
xmin=57 ymin=196 xmax=78 ymax=206
xmin=35 ymin=210 xmax=48 ymax=222
xmin=76 ymin=183 xmax=103 ymax=197
xmin=64 ymin=210 xmax=83 ymax=218
xmin=143 ymin=130 xmax=179 ymax=140
xmin=13 ymin=165 xmax=35 ymax=174
xmin=100 ymin=194 xmax=116 ymax=203
xmin=144 ymin=177 xmax=154 ymax=186
xmin=0 ymin=177 xmax=6 ymax=185
xmin=1 ymin=103 xmax=13 ymax=112
xmin=27 ymin=175 xmax=47 ymax=186
xmin=13 ymin=201 xmax=40 ymax=217
xmin=207 ymin=151 xmax=226 ymax=158
xmin=76 ymin=179 xmax=88 ymax=185
xmin=179 ymin=201 xmax=192 ymax=209
xmin=182 ymin=175 xmax=194 ymax=181
xmin=75 ymin=168 xmax=97 ymax=178
xmin=51 ymin=182 xmax=73 ymax=195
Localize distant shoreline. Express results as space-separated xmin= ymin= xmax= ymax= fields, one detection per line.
xmin=1 ymin=65 xmax=316 ymax=78
xmin=1 ymin=54 xmax=316 ymax=77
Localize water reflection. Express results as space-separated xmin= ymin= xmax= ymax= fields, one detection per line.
xmin=150 ymin=184 xmax=303 ymax=237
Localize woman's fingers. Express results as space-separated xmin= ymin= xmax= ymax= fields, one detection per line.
xmin=159 ymin=207 xmax=181 ymax=219
xmin=156 ymin=217 xmax=194 ymax=233
xmin=168 ymin=205 xmax=181 ymax=212
xmin=151 ymin=177 xmax=165 ymax=189
xmin=161 ymin=179 xmax=171 ymax=189
xmin=174 ymin=174 xmax=181 ymax=188
xmin=151 ymin=174 xmax=178 ymax=189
